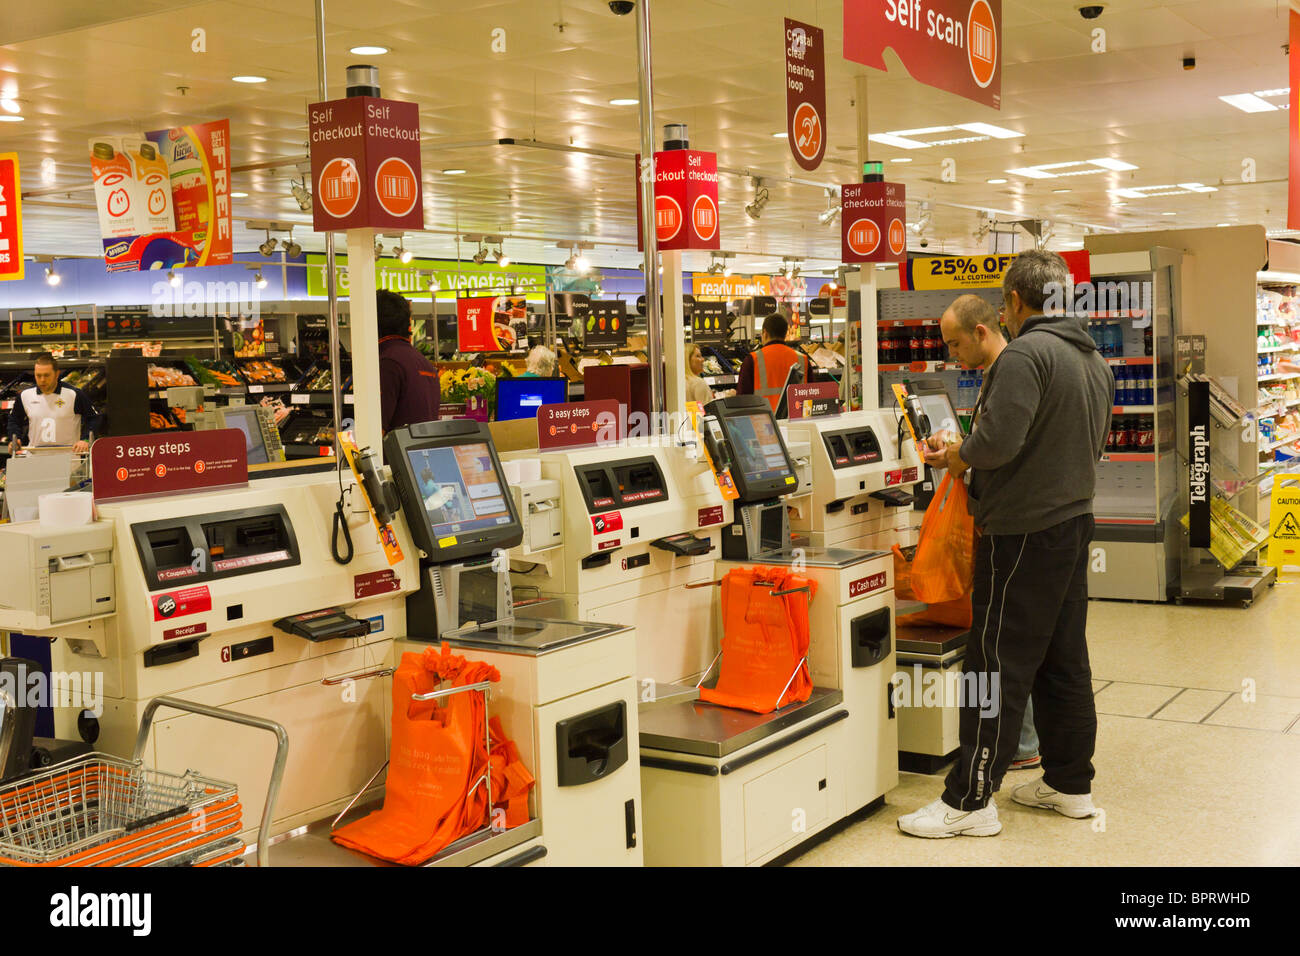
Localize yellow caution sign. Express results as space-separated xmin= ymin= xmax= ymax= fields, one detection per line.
xmin=1265 ymin=474 xmax=1300 ymax=570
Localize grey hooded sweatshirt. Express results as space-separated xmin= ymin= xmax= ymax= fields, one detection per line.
xmin=961 ymin=311 xmax=1115 ymax=535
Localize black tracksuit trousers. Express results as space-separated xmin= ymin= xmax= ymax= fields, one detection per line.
xmin=941 ymin=513 xmax=1098 ymax=811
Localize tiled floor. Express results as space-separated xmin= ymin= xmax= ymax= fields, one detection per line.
xmin=789 ymin=581 xmax=1300 ymax=867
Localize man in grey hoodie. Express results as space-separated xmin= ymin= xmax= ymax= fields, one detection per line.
xmin=898 ymin=250 xmax=1114 ymax=838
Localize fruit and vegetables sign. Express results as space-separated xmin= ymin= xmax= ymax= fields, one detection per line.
xmin=457 ymin=295 xmax=522 ymax=352
xmin=585 ymin=301 xmax=628 ymax=349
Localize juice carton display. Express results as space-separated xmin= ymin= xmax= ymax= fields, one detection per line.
xmin=151 ymin=128 xmax=208 ymax=232
xmin=89 ymin=137 xmax=142 ymax=238
xmin=129 ymin=140 xmax=175 ymax=235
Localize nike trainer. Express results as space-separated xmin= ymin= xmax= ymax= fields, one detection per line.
xmin=897 ymin=798 xmax=1002 ymax=838
xmin=1011 ymin=777 xmax=1096 ymax=818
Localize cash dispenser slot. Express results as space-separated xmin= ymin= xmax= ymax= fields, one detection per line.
xmin=824 ymin=434 xmax=851 ymax=468
xmin=132 ymin=505 xmax=301 ymax=591
xmin=847 ymin=429 xmax=882 ymax=464
xmin=612 ymin=458 xmax=667 ymax=506
xmin=556 ymin=701 xmax=629 ymax=787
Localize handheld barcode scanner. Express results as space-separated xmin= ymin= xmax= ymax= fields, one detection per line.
xmin=891 ymin=383 xmax=932 ymax=452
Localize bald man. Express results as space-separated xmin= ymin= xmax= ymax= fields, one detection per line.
xmin=939 ymin=294 xmax=1005 ymax=376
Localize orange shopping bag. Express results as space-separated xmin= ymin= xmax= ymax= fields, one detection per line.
xmin=331 ymin=643 xmax=534 ymax=865
xmin=892 ymin=543 xmax=972 ymax=629
xmin=698 ymin=565 xmax=816 ymax=714
xmin=908 ymin=472 xmax=976 ymax=605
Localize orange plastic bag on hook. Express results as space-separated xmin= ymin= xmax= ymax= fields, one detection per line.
xmin=908 ymin=472 xmax=976 ymax=605
xmin=698 ymin=565 xmax=816 ymax=714
xmin=331 ymin=643 xmax=534 ymax=865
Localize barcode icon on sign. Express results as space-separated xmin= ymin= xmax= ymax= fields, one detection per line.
xmin=971 ymin=22 xmax=993 ymax=63
xmin=657 ymin=209 xmax=673 ymax=227
xmin=697 ymin=209 xmax=715 ymax=230
xmin=327 ymin=180 xmax=349 ymax=200
xmin=383 ymin=176 xmax=411 ymax=200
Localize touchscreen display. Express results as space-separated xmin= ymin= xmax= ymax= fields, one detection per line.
xmin=727 ymin=413 xmax=792 ymax=483
xmin=916 ymin=392 xmax=963 ymax=438
xmin=224 ymin=407 xmax=268 ymax=465
xmin=405 ymin=442 xmax=512 ymax=540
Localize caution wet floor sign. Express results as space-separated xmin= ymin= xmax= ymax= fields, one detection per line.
xmin=1266 ymin=475 xmax=1300 ymax=569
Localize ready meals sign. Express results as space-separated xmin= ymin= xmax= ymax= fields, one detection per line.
xmin=692 ymin=274 xmax=773 ymax=300
xmin=844 ymin=0 xmax=1001 ymax=110
xmin=306 ymin=253 xmax=545 ymax=301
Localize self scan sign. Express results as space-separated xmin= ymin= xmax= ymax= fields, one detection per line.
xmin=842 ymin=182 xmax=907 ymax=264
xmin=844 ymin=0 xmax=1001 ymax=110
xmin=636 ymin=150 xmax=720 ymax=252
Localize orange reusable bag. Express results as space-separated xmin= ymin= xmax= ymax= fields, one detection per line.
xmin=908 ymin=472 xmax=976 ymax=605
xmin=331 ymin=643 xmax=534 ymax=865
xmin=892 ymin=543 xmax=972 ymax=629
xmin=698 ymin=565 xmax=817 ymax=714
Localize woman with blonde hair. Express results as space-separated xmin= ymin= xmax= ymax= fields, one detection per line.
xmin=685 ymin=344 xmax=714 ymax=407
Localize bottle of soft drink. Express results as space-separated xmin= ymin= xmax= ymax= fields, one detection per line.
xmin=1144 ymin=366 xmax=1155 ymax=405
xmin=1144 ymin=326 xmax=1153 ymax=356
xmin=1106 ymin=414 xmax=1118 ymax=453
xmin=1117 ymin=416 xmax=1133 ymax=452
xmin=1115 ymin=366 xmax=1130 ymax=406
xmin=1137 ymin=414 xmax=1154 ymax=450
xmin=910 ymin=327 xmax=924 ymax=364
xmin=1109 ymin=322 xmax=1123 ymax=358
xmin=877 ymin=327 xmax=889 ymax=365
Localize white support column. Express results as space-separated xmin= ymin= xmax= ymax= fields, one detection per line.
xmin=858 ymin=266 xmax=879 ymax=409
xmin=347 ymin=227 xmax=382 ymax=454
xmin=662 ymin=249 xmax=687 ymax=419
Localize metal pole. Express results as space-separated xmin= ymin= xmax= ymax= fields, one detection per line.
xmin=314 ymin=0 xmax=344 ymax=463
xmin=635 ymin=0 xmax=663 ymax=435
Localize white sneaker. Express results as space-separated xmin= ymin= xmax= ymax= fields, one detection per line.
xmin=1011 ymin=777 xmax=1096 ymax=819
xmin=897 ymin=798 xmax=1002 ymax=838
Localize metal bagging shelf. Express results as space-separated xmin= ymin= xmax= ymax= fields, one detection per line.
xmin=0 ymin=696 xmax=288 ymax=867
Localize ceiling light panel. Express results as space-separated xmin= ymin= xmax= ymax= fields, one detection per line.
xmin=868 ymin=123 xmax=1022 ymax=150
xmin=1219 ymin=93 xmax=1277 ymax=113
xmin=1007 ymin=159 xmax=1139 ymax=179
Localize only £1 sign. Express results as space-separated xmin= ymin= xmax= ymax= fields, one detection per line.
xmin=0 ymin=154 xmax=23 ymax=281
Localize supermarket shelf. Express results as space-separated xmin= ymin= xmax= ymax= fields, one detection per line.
xmin=1260 ymin=432 xmax=1300 ymax=453
xmin=1100 ymin=452 xmax=1156 ymax=462
xmin=879 ymin=318 xmax=940 ymax=327
xmin=244 ymin=383 xmax=294 ymax=394
xmin=1258 ymin=372 xmax=1300 ymax=382
xmin=878 ymin=361 xmax=952 ymax=373
xmin=1258 ymin=344 xmax=1300 ymax=353
xmin=1112 ymin=404 xmax=1169 ymax=414
xmin=1105 ymin=356 xmax=1154 ymax=366
xmin=290 ymin=392 xmax=355 ymax=406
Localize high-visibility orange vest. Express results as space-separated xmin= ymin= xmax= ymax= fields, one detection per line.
xmin=752 ymin=343 xmax=808 ymax=413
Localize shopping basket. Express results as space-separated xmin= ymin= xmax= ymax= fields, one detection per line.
xmin=0 ymin=695 xmax=288 ymax=867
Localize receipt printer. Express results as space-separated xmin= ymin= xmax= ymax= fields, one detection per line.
xmin=512 ymin=479 xmax=563 ymax=556
xmin=0 ymin=523 xmax=116 ymax=631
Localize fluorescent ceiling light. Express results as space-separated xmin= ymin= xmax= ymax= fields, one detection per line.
xmin=1254 ymin=88 xmax=1289 ymax=98
xmin=1177 ymin=182 xmax=1217 ymax=193
xmin=1161 ymin=212 xmax=1177 ymax=216
xmin=349 ymin=45 xmax=389 ymax=55
xmin=890 ymin=158 xmax=913 ymax=163
xmin=0 ymin=98 xmax=19 ymax=114
xmin=1008 ymin=158 xmax=1139 ymax=179
xmin=772 ymin=132 xmax=787 ymax=138
xmin=0 ymin=115 xmax=23 ymax=123
xmin=609 ymin=98 xmax=638 ymax=106
xmin=1216 ymin=222 xmax=1231 ymax=227
xmin=1089 ymin=157 xmax=1139 ymax=171
xmin=1111 ymin=183 xmax=1217 ymax=200
xmin=230 ymin=191 xmax=248 ymax=199
xmin=1005 ymin=166 xmax=1055 ymax=179
xmin=986 ymin=178 xmax=1008 ymax=184
xmin=441 ymin=168 xmax=466 ymax=175
xmin=232 ymin=75 xmax=267 ymax=83
xmin=1219 ymin=93 xmax=1276 ymax=113
xmin=1053 ymin=188 xmax=1071 ymax=193
xmin=869 ymin=123 xmax=1022 ymax=150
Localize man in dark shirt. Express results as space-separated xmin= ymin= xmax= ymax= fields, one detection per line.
xmin=378 ymin=289 xmax=440 ymax=432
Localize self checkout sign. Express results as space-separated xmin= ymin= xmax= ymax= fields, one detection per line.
xmin=842 ymin=182 xmax=907 ymax=264
xmin=636 ymin=150 xmax=721 ymax=252
xmin=0 ymin=154 xmax=24 ymax=281
xmin=308 ymin=97 xmax=423 ymax=231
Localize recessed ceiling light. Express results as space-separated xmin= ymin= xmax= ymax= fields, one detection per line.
xmin=891 ymin=158 xmax=913 ymax=163
xmin=772 ymin=132 xmax=787 ymax=138
xmin=349 ymin=45 xmax=389 ymax=55
xmin=1219 ymin=93 xmax=1277 ymax=113
xmin=1008 ymin=158 xmax=1138 ymax=179
xmin=442 ymin=168 xmax=466 ymax=175
xmin=232 ymin=75 xmax=267 ymax=84
xmin=609 ymin=98 xmax=638 ymax=106
xmin=1161 ymin=211 xmax=1177 ymax=216
xmin=0 ymin=115 xmax=23 ymax=123
xmin=986 ymin=178 xmax=1008 ymax=184
xmin=869 ymin=123 xmax=1023 ymax=150
xmin=0 ymin=98 xmax=19 ymax=114
xmin=1053 ymin=188 xmax=1071 ymax=193
xmin=230 ymin=191 xmax=248 ymax=199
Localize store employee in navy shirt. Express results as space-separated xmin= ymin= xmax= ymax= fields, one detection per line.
xmin=7 ymin=352 xmax=99 ymax=454
xmin=378 ymin=290 xmax=441 ymax=432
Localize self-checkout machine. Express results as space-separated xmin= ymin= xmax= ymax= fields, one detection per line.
xmin=500 ymin=400 xmax=733 ymax=696
xmin=780 ymin=381 xmax=925 ymax=552
xmin=383 ymin=418 xmax=644 ymax=866
xmin=631 ymin=395 xmax=898 ymax=865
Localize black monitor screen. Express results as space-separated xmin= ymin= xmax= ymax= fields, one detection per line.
xmin=222 ymin=407 xmax=268 ymax=465
xmin=728 ymin=413 xmax=793 ymax=485
xmin=496 ymin=377 xmax=567 ymax=421
xmin=405 ymin=442 xmax=513 ymax=541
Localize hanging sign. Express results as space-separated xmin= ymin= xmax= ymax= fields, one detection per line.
xmin=538 ymin=401 xmax=620 ymax=451
xmin=0 ymin=154 xmax=23 ymax=281
xmin=844 ymin=0 xmax=1002 ymax=110
xmin=1187 ymin=380 xmax=1211 ymax=549
xmin=691 ymin=302 xmax=729 ymax=343
xmin=90 ymin=120 xmax=233 ymax=272
xmin=308 ymin=96 xmax=424 ymax=231
xmin=785 ymin=19 xmax=827 ymax=172
xmin=457 ymin=296 xmax=514 ymax=352
xmin=842 ymin=182 xmax=907 ymax=264
xmin=636 ymin=150 xmax=721 ymax=252
xmin=900 ymin=250 xmax=1093 ymax=290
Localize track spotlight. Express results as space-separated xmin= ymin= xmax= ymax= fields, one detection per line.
xmin=746 ymin=180 xmax=770 ymax=221
xmin=374 ymin=239 xmax=385 ymax=258
xmin=45 ymin=266 xmax=60 ymax=286
xmin=255 ymin=271 xmax=268 ymax=289
xmin=168 ymin=269 xmax=182 ymax=287
xmin=259 ymin=231 xmax=277 ymax=257
xmin=817 ymin=188 xmax=841 ymax=227
xmin=397 ymin=237 xmax=413 ymax=263
xmin=574 ymin=253 xmax=590 ymax=273
xmin=291 ymin=179 xmax=312 ymax=212
xmin=282 ymin=230 xmax=302 ymax=258
xmin=495 ymin=246 xmax=510 ymax=268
